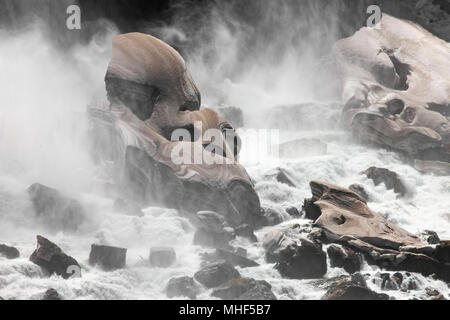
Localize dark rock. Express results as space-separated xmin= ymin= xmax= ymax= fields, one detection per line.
xmin=0 ymin=244 xmax=20 ymax=259
xmin=327 ymin=244 xmax=362 ymax=274
xmin=0 ymin=297 xmax=3 ymax=300
xmin=30 ymin=236 xmax=80 ymax=279
xmin=322 ymin=277 xmax=389 ymax=300
xmin=275 ymin=168 xmax=296 ymax=187
xmin=392 ymin=272 xmax=404 ymax=287
xmin=212 ymin=278 xmax=277 ymax=300
xmin=348 ymin=184 xmax=369 ymax=201
xmin=42 ymin=288 xmax=62 ymax=300
xmin=194 ymin=260 xmax=240 ymax=288
xmin=234 ymin=224 xmax=257 ymax=242
xmin=166 ymin=276 xmax=199 ymax=299
xmin=215 ymin=106 xmax=244 ymax=129
xmin=436 ymin=240 xmax=450 ymax=263
xmin=425 ymin=287 xmax=440 ymax=297
xmin=27 ymin=183 xmax=85 ymax=231
xmin=113 ymin=198 xmax=144 ymax=217
xmin=193 ymin=228 xmax=235 ymax=249
xmin=285 ymin=206 xmax=301 ymax=218
xmin=380 ymin=273 xmax=400 ymax=291
xmin=215 ymin=248 xmax=259 ymax=268
xmin=421 ymin=230 xmax=440 ymax=245
xmin=193 ymin=211 xmax=236 ymax=249
xmin=302 ymin=198 xmax=322 ymax=221
xmin=256 ymin=207 xmax=283 ymax=228
xmin=149 ymin=247 xmax=176 ymax=268
xmin=122 ymin=145 xmax=262 ymax=229
xmin=361 ymin=167 xmax=407 ymax=196
xmin=263 ymin=230 xmax=327 ymax=279
xmin=89 ymin=244 xmax=127 ymax=270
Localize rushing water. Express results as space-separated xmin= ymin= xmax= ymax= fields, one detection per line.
xmin=0 ymin=6 xmax=449 ymax=300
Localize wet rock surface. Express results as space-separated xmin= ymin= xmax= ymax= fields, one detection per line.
xmin=362 ymin=167 xmax=407 ymax=196
xmin=42 ymin=288 xmax=62 ymax=300
xmin=89 ymin=244 xmax=127 ymax=270
xmin=166 ymin=276 xmax=199 ymax=300
xmin=275 ymin=168 xmax=297 ymax=187
xmin=322 ymin=274 xmax=390 ymax=300
xmin=149 ymin=247 xmax=176 ymax=268
xmin=348 ymin=184 xmax=369 ymax=201
xmin=194 ymin=260 xmax=241 ymax=288
xmin=212 ymin=278 xmax=277 ymax=300
xmin=30 ymin=236 xmax=80 ymax=279
xmin=263 ymin=230 xmax=327 ymax=279
xmin=0 ymin=244 xmax=20 ymax=259
xmin=327 ymin=244 xmax=362 ymax=274
xmin=27 ymin=183 xmax=85 ymax=231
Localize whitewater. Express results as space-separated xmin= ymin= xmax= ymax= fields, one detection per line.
xmin=0 ymin=23 xmax=449 ymax=300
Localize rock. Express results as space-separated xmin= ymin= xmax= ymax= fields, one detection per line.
xmin=380 ymin=273 xmax=400 ymax=291
xmin=425 ymin=287 xmax=440 ymax=297
xmin=322 ymin=277 xmax=390 ymax=300
xmin=214 ymin=248 xmax=259 ymax=268
xmin=277 ymin=138 xmax=327 ymax=159
xmin=212 ymin=278 xmax=277 ymax=300
xmin=309 ymin=180 xmax=420 ymax=250
xmin=420 ymin=230 xmax=441 ymax=245
xmin=337 ymin=14 xmax=450 ymax=161
xmin=194 ymin=260 xmax=240 ymax=288
xmin=263 ymin=230 xmax=327 ymax=279
xmin=361 ymin=167 xmax=407 ymax=196
xmin=42 ymin=288 xmax=62 ymax=300
xmin=149 ymin=247 xmax=176 ymax=268
xmin=258 ymin=207 xmax=283 ymax=227
xmin=0 ymin=296 xmax=3 ymax=300
xmin=327 ymin=244 xmax=362 ymax=274
xmin=30 ymin=236 xmax=80 ymax=279
xmin=285 ymin=206 xmax=301 ymax=218
xmin=348 ymin=184 xmax=369 ymax=201
xmin=113 ymin=198 xmax=144 ymax=217
xmin=89 ymin=244 xmax=127 ymax=270
xmin=275 ymin=168 xmax=296 ymax=187
xmin=302 ymin=198 xmax=322 ymax=221
xmin=414 ymin=160 xmax=450 ymax=176
xmin=166 ymin=276 xmax=199 ymax=300
xmin=27 ymin=183 xmax=85 ymax=231
xmin=234 ymin=224 xmax=257 ymax=242
xmin=196 ymin=211 xmax=227 ymax=234
xmin=214 ymin=106 xmax=244 ymax=129
xmin=0 ymin=244 xmax=20 ymax=259
xmin=193 ymin=229 xmax=235 ymax=250
xmin=305 ymin=181 xmax=450 ymax=282
xmin=193 ymin=211 xmax=236 ymax=249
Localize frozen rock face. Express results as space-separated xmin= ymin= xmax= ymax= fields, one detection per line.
xmin=96 ymin=33 xmax=262 ymax=228
xmin=336 ymin=14 xmax=450 ymax=162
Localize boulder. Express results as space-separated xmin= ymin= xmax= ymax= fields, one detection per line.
xmin=149 ymin=247 xmax=176 ymax=268
xmin=214 ymin=248 xmax=259 ymax=268
xmin=212 ymin=278 xmax=277 ymax=300
xmin=306 ymin=180 xmax=450 ymax=281
xmin=234 ymin=224 xmax=257 ymax=242
xmin=414 ymin=160 xmax=450 ymax=176
xmin=263 ymin=230 xmax=327 ymax=279
xmin=327 ymin=244 xmax=362 ymax=274
xmin=277 ymin=138 xmax=327 ymax=159
xmin=420 ymin=230 xmax=441 ymax=245
xmin=193 ymin=211 xmax=236 ymax=249
xmin=166 ymin=276 xmax=199 ymax=299
xmin=42 ymin=288 xmax=62 ymax=300
xmin=194 ymin=260 xmax=240 ymax=288
xmin=0 ymin=244 xmax=20 ymax=259
xmin=89 ymin=244 xmax=127 ymax=270
xmin=27 ymin=183 xmax=85 ymax=231
xmin=322 ymin=277 xmax=390 ymax=300
xmin=336 ymin=14 xmax=450 ymax=162
xmin=257 ymin=207 xmax=284 ymax=228
xmin=361 ymin=167 xmax=407 ymax=196
xmin=275 ymin=168 xmax=296 ymax=187
xmin=30 ymin=236 xmax=80 ymax=279
xmin=348 ymin=184 xmax=369 ymax=201
xmin=302 ymin=198 xmax=322 ymax=221
xmin=113 ymin=198 xmax=144 ymax=217
xmin=285 ymin=206 xmax=301 ymax=218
